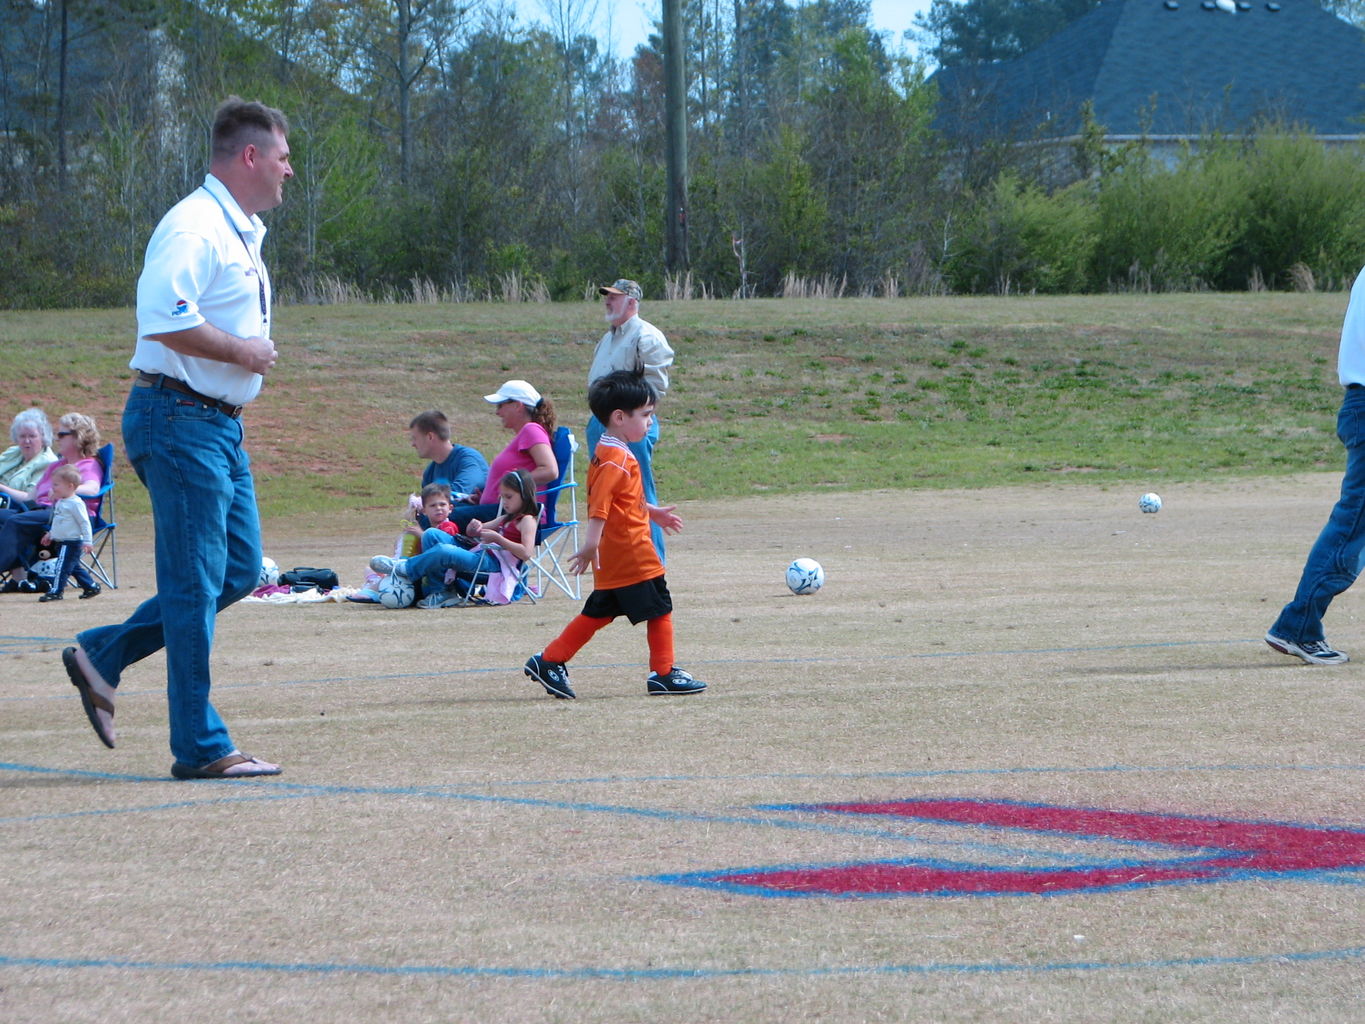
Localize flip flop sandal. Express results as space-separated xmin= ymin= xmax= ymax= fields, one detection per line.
xmin=170 ymin=753 xmax=282 ymax=780
xmin=62 ymin=646 xmax=116 ymax=749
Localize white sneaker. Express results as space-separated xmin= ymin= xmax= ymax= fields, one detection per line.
xmin=369 ymin=555 xmax=396 ymax=574
xmin=1264 ymin=631 xmax=1349 ymax=665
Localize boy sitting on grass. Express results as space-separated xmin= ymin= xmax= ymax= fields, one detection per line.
xmin=524 ymin=370 xmax=706 ymax=699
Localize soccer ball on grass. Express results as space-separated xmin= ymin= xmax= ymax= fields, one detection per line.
xmin=786 ymin=558 xmax=824 ymax=595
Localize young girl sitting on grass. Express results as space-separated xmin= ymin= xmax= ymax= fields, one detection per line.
xmin=371 ymin=469 xmax=541 ymax=608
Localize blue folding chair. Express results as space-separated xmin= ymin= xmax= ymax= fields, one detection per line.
xmin=84 ymin=443 xmax=118 ymax=588
xmin=522 ymin=426 xmax=581 ymax=602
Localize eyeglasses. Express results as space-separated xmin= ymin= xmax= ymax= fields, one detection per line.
xmin=56 ymin=430 xmax=74 ymax=437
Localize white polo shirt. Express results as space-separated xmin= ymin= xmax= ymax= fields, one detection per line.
xmin=1340 ymin=265 xmax=1365 ymax=387
xmin=132 ymin=174 xmax=271 ymax=407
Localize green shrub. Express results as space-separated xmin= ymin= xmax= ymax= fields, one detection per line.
xmin=1233 ymin=127 xmax=1365 ymax=289
xmin=1092 ymin=140 xmax=1250 ymax=291
xmin=946 ymin=173 xmax=1098 ymax=294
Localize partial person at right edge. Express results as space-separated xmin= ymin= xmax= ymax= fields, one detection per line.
xmin=589 ymin=279 xmax=674 ymax=560
xmin=1266 ymin=264 xmax=1365 ymax=666
xmin=62 ymin=96 xmax=292 ymax=779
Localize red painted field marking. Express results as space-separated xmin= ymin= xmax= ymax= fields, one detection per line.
xmin=701 ymin=798 xmax=1365 ymax=897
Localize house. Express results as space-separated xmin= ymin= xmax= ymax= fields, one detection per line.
xmin=930 ymin=0 xmax=1365 ymax=178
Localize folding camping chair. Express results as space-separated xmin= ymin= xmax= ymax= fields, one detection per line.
xmin=522 ymin=426 xmax=581 ymax=602
xmin=84 ymin=442 xmax=118 ymax=588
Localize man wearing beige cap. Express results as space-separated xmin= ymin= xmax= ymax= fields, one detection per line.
xmin=589 ymin=278 xmax=674 ymax=558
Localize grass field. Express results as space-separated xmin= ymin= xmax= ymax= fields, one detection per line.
xmin=1 ymin=296 xmax=1362 ymax=1022
xmin=0 ymin=292 xmax=1351 ymax=517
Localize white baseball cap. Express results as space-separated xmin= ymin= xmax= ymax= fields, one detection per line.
xmin=484 ymin=379 xmax=542 ymax=407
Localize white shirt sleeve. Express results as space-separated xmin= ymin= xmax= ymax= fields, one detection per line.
xmin=136 ymin=229 xmax=217 ymax=337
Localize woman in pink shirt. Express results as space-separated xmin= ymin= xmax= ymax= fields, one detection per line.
xmin=451 ymin=380 xmax=558 ymax=530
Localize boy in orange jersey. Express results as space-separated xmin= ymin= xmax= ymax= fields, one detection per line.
xmin=524 ymin=370 xmax=706 ymax=699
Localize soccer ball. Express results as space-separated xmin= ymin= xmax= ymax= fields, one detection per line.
xmin=1138 ymin=492 xmax=1163 ymax=514
xmin=28 ymin=555 xmax=58 ymax=581
xmin=259 ymin=556 xmax=280 ymax=586
xmin=377 ymin=572 xmax=416 ymax=609
xmin=786 ymin=558 xmax=824 ymax=595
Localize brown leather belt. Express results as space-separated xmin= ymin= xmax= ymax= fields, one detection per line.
xmin=134 ymin=371 xmax=243 ymax=419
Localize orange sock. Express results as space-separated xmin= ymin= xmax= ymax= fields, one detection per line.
xmin=647 ymin=614 xmax=675 ymax=676
xmin=544 ymin=615 xmax=612 ymax=664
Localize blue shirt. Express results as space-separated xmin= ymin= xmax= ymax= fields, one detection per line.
xmin=421 ymin=445 xmax=489 ymax=501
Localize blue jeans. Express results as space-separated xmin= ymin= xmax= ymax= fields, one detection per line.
xmin=77 ymin=386 xmax=261 ymax=766
xmin=406 ymin=528 xmax=498 ymax=592
xmin=1270 ymin=386 xmax=1365 ymax=644
xmin=587 ymin=414 xmax=663 ymax=561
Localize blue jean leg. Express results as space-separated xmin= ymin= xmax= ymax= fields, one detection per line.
xmin=587 ymin=414 xmax=663 ymax=561
xmin=406 ymin=531 xmax=498 ymax=592
xmin=76 ymin=387 xmax=261 ymax=766
xmin=1270 ymin=388 xmax=1365 ymax=644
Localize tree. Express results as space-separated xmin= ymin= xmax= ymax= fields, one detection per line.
xmin=345 ymin=0 xmax=467 ymax=186
xmin=917 ymin=0 xmax=1101 ymax=67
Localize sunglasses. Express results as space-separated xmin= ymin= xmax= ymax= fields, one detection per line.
xmin=56 ymin=430 xmax=74 ymax=437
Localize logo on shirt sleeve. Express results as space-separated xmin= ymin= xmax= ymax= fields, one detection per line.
xmin=170 ymin=299 xmax=190 ymax=317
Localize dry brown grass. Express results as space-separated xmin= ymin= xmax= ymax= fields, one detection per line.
xmin=1 ymin=479 xmax=1361 ymax=1023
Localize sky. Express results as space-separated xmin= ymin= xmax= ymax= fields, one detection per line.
xmin=510 ymin=1 xmax=934 ymax=61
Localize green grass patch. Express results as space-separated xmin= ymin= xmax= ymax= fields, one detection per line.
xmin=0 ymin=293 xmax=1347 ymax=518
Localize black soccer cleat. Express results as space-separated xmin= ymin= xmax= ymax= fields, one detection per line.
xmin=525 ymin=653 xmax=575 ymax=699
xmin=647 ymin=667 xmax=707 ymax=695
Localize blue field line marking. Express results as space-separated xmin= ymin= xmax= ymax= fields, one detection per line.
xmin=649 ymin=863 xmax=1365 ymax=901
xmin=0 ymin=762 xmax=1156 ymax=867
xmin=0 ymin=636 xmax=1270 ymax=703
xmin=4 ymin=764 xmax=1360 ymax=873
xmin=0 ymin=946 xmax=1360 ymax=981
xmin=0 ymin=791 xmax=315 ymax=826
xmin=0 ymin=762 xmax=171 ymax=783
xmin=0 ymin=634 xmax=72 ymax=656
xmin=761 ymin=796 xmax=1365 ymax=850
xmin=487 ymin=762 xmax=1365 ymax=789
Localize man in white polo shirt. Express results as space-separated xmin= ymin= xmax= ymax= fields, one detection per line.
xmin=589 ymin=278 xmax=674 ymax=558
xmin=62 ymin=97 xmax=293 ymax=779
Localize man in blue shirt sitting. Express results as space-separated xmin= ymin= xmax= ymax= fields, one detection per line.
xmin=409 ymin=410 xmax=488 ymax=526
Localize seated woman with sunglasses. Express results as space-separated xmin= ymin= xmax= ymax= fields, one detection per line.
xmin=0 ymin=412 xmax=102 ymax=594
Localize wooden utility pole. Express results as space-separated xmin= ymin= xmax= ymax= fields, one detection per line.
xmin=663 ymin=0 xmax=689 ymax=273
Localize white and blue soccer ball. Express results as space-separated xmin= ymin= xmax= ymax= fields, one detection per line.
xmin=377 ymin=572 xmax=417 ymax=609
xmin=29 ymin=555 xmax=58 ymax=581
xmin=1139 ymin=492 xmax=1163 ymax=514
xmin=786 ymin=557 xmax=824 ymax=595
xmin=259 ymin=555 xmax=280 ymax=586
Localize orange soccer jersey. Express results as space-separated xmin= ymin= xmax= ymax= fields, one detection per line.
xmin=586 ymin=435 xmax=664 ymax=590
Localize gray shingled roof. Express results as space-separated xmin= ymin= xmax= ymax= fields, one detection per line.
xmin=932 ymin=0 xmax=1365 ymax=140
